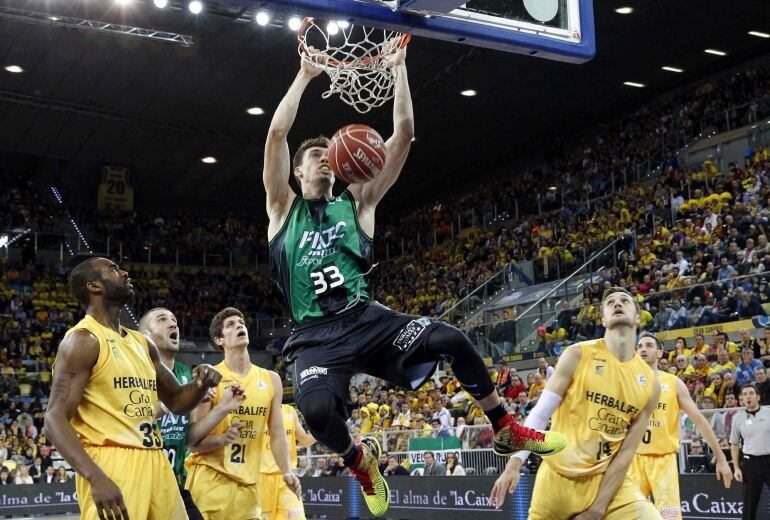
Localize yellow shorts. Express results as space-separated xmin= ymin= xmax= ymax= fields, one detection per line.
xmin=185 ymin=463 xmax=261 ymax=520
xmin=630 ymin=453 xmax=681 ymax=520
xmin=76 ymin=446 xmax=186 ymax=520
xmin=528 ymin=462 xmax=662 ymax=520
xmin=258 ymin=473 xmax=305 ymax=520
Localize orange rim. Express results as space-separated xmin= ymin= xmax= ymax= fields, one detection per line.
xmin=298 ymin=17 xmax=410 ymax=68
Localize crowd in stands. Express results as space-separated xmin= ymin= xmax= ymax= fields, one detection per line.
xmin=1 ymin=64 xmax=770 ymax=482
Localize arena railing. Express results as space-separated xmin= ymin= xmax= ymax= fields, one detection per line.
xmin=464 ymin=268 xmax=770 ymax=361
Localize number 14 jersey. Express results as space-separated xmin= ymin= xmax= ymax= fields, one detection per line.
xmin=545 ymin=339 xmax=656 ymax=478
xmin=269 ymin=190 xmax=374 ymax=326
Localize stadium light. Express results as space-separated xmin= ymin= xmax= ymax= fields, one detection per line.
xmin=338 ymin=20 xmax=350 ymax=30
xmin=115 ymin=0 xmax=133 ymax=5
xmin=255 ymin=11 xmax=270 ymax=26
xmin=661 ymin=66 xmax=684 ymax=73
xmin=748 ymin=31 xmax=770 ymax=39
xmin=154 ymin=0 xmax=168 ymax=8
xmin=623 ymin=81 xmax=645 ymax=88
xmin=188 ymin=1 xmax=203 ymax=15
xmin=614 ymin=7 xmax=633 ymax=14
xmin=4 ymin=65 xmax=23 ymax=73
xmin=201 ymin=156 xmax=217 ymax=164
xmin=327 ymin=21 xmax=339 ymax=35
xmin=460 ymin=89 xmax=477 ymax=97
xmin=704 ymin=49 xmax=726 ymax=56
xmin=288 ymin=17 xmax=301 ymax=31
xmin=246 ymin=106 xmax=265 ymax=115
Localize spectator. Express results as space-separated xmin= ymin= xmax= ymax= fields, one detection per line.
xmin=14 ymin=465 xmax=33 ymax=485
xmin=723 ymin=372 xmax=741 ymax=402
xmin=513 ymin=391 xmax=535 ymax=419
xmin=311 ymin=457 xmax=327 ymax=477
xmin=667 ymin=299 xmax=688 ymax=329
xmin=712 ymin=349 xmax=736 ymax=375
xmin=0 ymin=468 xmax=12 ymax=485
xmin=39 ymin=465 xmax=56 ymax=484
xmin=738 ymin=330 xmax=763 ymax=359
xmin=445 ymin=452 xmax=465 ymax=476
xmin=528 ymin=373 xmax=544 ymax=400
xmin=383 ymin=456 xmax=409 ymax=476
xmin=537 ymin=357 xmax=555 ymax=381
xmin=736 ymin=348 xmax=764 ymax=386
xmin=421 ymin=451 xmax=446 ymax=477
xmin=455 ymin=417 xmax=470 ymax=450
xmin=668 ymin=337 xmax=693 ymax=363
xmin=28 ymin=457 xmax=42 ymax=483
xmin=54 ymin=467 xmax=69 ymax=483
xmin=755 ymin=367 xmax=770 ymax=405
xmin=704 ymin=373 xmax=726 ymax=408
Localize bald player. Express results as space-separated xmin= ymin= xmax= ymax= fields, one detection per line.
xmin=632 ymin=332 xmax=732 ymax=519
xmin=46 ymin=257 xmax=221 ymax=520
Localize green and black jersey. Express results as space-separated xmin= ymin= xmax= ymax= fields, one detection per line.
xmin=157 ymin=361 xmax=193 ymax=485
xmin=269 ymin=190 xmax=374 ymax=326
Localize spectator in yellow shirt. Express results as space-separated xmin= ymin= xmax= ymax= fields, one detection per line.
xmin=527 ymin=373 xmax=545 ymax=400
xmin=711 ymin=349 xmax=736 ymax=374
xmin=668 ymin=337 xmax=694 ymax=364
xmin=693 ymin=354 xmax=712 ymax=379
xmin=675 ymin=355 xmax=695 ymax=380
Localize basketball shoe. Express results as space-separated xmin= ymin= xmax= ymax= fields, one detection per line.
xmin=348 ymin=437 xmax=390 ymax=517
xmin=492 ymin=418 xmax=567 ymax=457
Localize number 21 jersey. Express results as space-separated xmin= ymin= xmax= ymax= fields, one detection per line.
xmin=269 ymin=190 xmax=373 ymax=326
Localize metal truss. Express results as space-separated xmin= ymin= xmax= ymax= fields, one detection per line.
xmin=0 ymin=5 xmax=194 ymax=47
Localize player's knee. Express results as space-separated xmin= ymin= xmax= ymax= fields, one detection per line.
xmin=297 ymin=389 xmax=337 ymax=430
xmin=427 ymin=323 xmax=474 ymax=356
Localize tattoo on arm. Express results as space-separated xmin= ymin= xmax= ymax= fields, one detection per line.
xmin=50 ymin=373 xmax=74 ymax=406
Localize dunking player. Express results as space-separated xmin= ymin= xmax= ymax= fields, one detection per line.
xmin=139 ymin=307 xmax=215 ymax=520
xmin=45 ymin=257 xmax=221 ymax=520
xmin=184 ymin=307 xmax=300 ymax=520
xmin=632 ymin=332 xmax=732 ymax=519
xmin=491 ymin=288 xmax=662 ymax=519
xmin=263 ymin=41 xmax=565 ymax=518
xmin=259 ymin=404 xmax=316 ymax=520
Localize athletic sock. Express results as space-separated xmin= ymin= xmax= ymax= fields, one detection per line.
xmin=342 ymin=445 xmax=363 ymax=468
xmin=485 ymin=403 xmax=514 ymax=433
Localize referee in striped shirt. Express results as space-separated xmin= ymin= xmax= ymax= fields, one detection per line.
xmin=730 ymin=383 xmax=770 ymax=520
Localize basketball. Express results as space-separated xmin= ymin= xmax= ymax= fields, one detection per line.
xmin=328 ymin=124 xmax=387 ymax=184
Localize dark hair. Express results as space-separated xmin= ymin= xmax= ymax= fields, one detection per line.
xmin=138 ymin=307 xmax=170 ymax=332
xmin=68 ymin=258 xmax=101 ymax=305
xmin=292 ymin=136 xmax=330 ymax=174
xmin=638 ymin=331 xmax=663 ymax=350
xmin=741 ymin=383 xmax=758 ymax=394
xmin=676 ymin=336 xmax=687 ymax=347
xmin=209 ymin=307 xmax=244 ymax=349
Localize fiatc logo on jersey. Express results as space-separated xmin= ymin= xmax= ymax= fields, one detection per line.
xmin=296 ymin=222 xmax=346 ymax=267
xmin=393 ymin=318 xmax=433 ymax=351
xmin=299 ymin=366 xmax=328 ymax=385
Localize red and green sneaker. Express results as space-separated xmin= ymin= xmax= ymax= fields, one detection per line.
xmin=348 ymin=437 xmax=390 ymax=517
xmin=493 ymin=420 xmax=567 ymax=457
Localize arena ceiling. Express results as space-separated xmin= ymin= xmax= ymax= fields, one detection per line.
xmin=0 ymin=0 xmax=768 ymax=213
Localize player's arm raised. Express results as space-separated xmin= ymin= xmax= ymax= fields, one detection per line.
xmin=45 ymin=330 xmax=130 ymax=520
xmin=577 ymin=378 xmax=661 ymax=520
xmin=492 ymin=344 xmax=582 ymax=509
xmin=145 ymin=334 xmax=221 ymax=415
xmin=264 ymin=55 xmax=323 ymax=228
xmin=293 ymin=408 xmax=317 ymax=448
xmin=268 ymin=372 xmax=302 ymax=497
xmin=348 ymin=44 xmax=414 ymax=214
xmin=675 ymin=377 xmax=732 ymax=488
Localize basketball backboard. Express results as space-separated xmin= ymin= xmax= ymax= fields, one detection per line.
xmin=255 ymin=0 xmax=595 ymax=63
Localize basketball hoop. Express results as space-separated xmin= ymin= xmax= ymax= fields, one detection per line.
xmin=297 ymin=18 xmax=410 ymax=114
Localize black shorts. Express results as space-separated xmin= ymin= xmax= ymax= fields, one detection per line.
xmin=180 ymin=487 xmax=203 ymax=520
xmin=285 ymin=302 xmax=442 ymax=411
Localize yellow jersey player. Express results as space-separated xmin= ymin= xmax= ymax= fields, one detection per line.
xmin=491 ymin=287 xmax=662 ymax=519
xmin=184 ymin=307 xmax=301 ymax=520
xmin=45 ymin=257 xmax=221 ymax=520
xmin=259 ymin=404 xmax=316 ymax=520
xmin=631 ymin=332 xmax=732 ymax=519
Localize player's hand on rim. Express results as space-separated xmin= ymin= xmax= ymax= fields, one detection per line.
xmin=283 ymin=471 xmax=302 ymax=498
xmin=90 ymin=472 xmax=129 ymax=520
xmin=490 ymin=464 xmax=521 ymax=509
xmin=192 ymin=364 xmax=222 ymax=389
xmin=384 ymin=38 xmax=407 ymax=66
xmin=301 ymin=46 xmax=327 ymax=77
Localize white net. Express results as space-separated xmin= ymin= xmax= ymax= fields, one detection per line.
xmin=297 ymin=18 xmax=409 ymax=114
